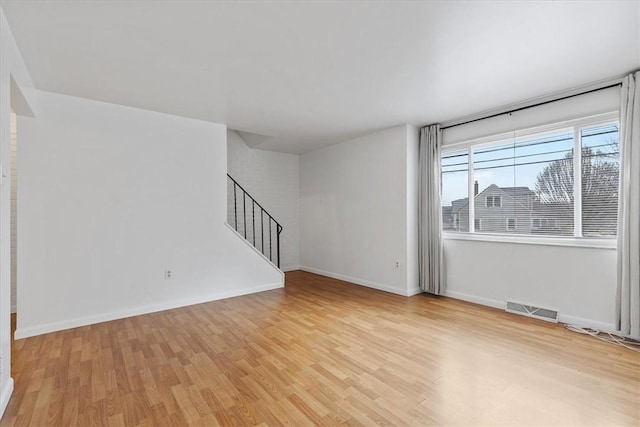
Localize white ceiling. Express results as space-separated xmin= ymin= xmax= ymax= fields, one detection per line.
xmin=2 ymin=1 xmax=639 ymax=154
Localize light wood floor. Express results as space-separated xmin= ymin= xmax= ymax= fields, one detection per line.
xmin=2 ymin=271 xmax=639 ymax=426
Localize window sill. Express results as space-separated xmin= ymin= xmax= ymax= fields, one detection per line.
xmin=442 ymin=232 xmax=617 ymax=249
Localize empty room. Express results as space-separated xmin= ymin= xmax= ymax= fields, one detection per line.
xmin=0 ymin=0 xmax=639 ymax=425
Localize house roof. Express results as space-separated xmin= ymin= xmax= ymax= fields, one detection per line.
xmin=501 ymin=187 xmax=536 ymax=197
xmin=450 ymin=184 xmax=535 ymax=213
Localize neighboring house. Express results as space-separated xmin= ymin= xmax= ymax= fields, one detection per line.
xmin=441 ymin=205 xmax=454 ymax=230
xmin=444 ymin=184 xmax=571 ymax=235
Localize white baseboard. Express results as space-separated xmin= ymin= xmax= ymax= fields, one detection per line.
xmin=14 ymin=282 xmax=283 ymax=340
xmin=443 ymin=289 xmax=616 ymax=331
xmin=282 ymin=265 xmax=301 ymax=272
xmin=407 ymin=287 xmax=422 ymax=296
xmin=443 ymin=290 xmax=504 ymax=310
xmin=557 ymin=314 xmax=616 ymax=333
xmin=0 ymin=377 xmax=14 ymax=418
xmin=300 ymin=266 xmax=414 ymax=297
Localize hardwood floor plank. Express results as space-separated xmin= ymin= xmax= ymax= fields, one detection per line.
xmin=2 ymin=270 xmax=639 ymax=426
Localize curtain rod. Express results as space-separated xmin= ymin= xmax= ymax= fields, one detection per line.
xmin=440 ymin=82 xmax=622 ymax=131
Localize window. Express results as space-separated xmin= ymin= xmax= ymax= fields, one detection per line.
xmin=581 ymin=125 xmax=619 ymax=237
xmin=441 ymin=115 xmax=619 ymax=240
xmin=441 ymin=149 xmax=469 ymax=232
xmin=486 ymin=196 xmax=502 ymax=207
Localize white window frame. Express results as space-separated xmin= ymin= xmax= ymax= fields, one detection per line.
xmin=506 ymin=218 xmax=516 ymax=231
xmin=441 ymin=112 xmax=619 ymax=249
xmin=486 ymin=196 xmax=502 ymax=208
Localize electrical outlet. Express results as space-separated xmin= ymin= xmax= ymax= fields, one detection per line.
xmin=395 ymin=261 xmax=400 ymax=269
xmin=164 ymin=269 xmax=173 ymax=279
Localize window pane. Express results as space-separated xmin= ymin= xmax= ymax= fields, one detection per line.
xmin=473 ymin=132 xmax=575 ymax=236
xmin=529 ymin=132 xmax=575 ymax=236
xmin=442 ymin=150 xmax=469 ymax=232
xmin=581 ymin=124 xmax=619 ymax=237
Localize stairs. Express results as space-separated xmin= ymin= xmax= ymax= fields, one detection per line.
xmin=227 ymin=174 xmax=283 ymax=268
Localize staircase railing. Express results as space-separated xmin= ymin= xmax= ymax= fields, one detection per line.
xmin=227 ymin=174 xmax=283 ymax=268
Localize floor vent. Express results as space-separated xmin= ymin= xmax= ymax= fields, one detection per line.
xmin=505 ymin=301 xmax=558 ymax=323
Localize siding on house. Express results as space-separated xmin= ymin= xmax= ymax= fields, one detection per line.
xmin=448 ymin=184 xmax=539 ymax=234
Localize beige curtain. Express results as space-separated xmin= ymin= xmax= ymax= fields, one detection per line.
xmin=418 ymin=125 xmax=444 ymax=294
xmin=616 ymin=71 xmax=640 ymax=339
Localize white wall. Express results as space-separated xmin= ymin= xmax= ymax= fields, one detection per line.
xmin=406 ymin=125 xmax=420 ymax=294
xmin=300 ymin=125 xmax=419 ymax=296
xmin=637 ymin=2 xmax=640 ymax=68
xmin=443 ymin=86 xmax=620 ymax=146
xmin=16 ymin=90 xmax=283 ymax=340
xmin=444 ymin=240 xmax=617 ymax=329
xmin=0 ymin=6 xmax=37 ymax=417
xmin=227 ymin=130 xmax=300 ymax=271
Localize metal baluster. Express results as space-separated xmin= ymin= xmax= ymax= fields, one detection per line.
xmin=261 ymin=210 xmax=264 ymax=253
xmin=269 ymin=218 xmax=272 ymax=262
xmin=233 ymin=181 xmax=237 ymax=230
xmin=243 ymin=191 xmax=247 ymax=239
xmin=277 ymin=225 xmax=281 ymax=268
xmin=252 ymin=201 xmax=256 ymax=246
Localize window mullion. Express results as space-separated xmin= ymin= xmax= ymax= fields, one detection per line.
xmin=573 ymin=127 xmax=582 ymax=237
xmin=468 ymin=147 xmax=475 ymax=233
